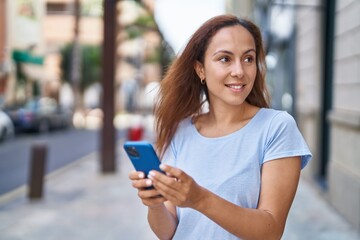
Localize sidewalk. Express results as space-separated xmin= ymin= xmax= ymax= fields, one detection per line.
xmin=283 ymin=179 xmax=360 ymax=240
xmin=0 ymin=147 xmax=157 ymax=240
xmin=1 ymin=147 xmax=360 ymax=240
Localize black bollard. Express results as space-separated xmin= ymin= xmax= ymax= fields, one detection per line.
xmin=28 ymin=143 xmax=47 ymax=200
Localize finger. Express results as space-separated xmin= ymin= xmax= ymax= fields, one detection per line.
xmin=148 ymin=170 xmax=181 ymax=191
xmin=160 ymin=164 xmax=187 ymax=182
xmin=142 ymin=196 xmax=167 ymax=206
xmin=132 ymin=178 xmax=153 ymax=189
xmin=152 ymin=178 xmax=182 ymax=202
xmin=138 ymin=188 xmax=163 ymax=199
xmin=129 ymin=171 xmax=145 ymax=180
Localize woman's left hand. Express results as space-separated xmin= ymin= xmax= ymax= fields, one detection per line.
xmin=148 ymin=164 xmax=207 ymax=209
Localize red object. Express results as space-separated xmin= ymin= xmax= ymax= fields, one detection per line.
xmin=128 ymin=126 xmax=144 ymax=141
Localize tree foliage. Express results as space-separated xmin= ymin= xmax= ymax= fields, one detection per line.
xmin=60 ymin=44 xmax=102 ymax=93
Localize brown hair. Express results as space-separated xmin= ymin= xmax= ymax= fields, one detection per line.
xmin=154 ymin=14 xmax=270 ymax=156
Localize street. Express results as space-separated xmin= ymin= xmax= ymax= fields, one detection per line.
xmin=0 ymin=128 xmax=101 ymax=195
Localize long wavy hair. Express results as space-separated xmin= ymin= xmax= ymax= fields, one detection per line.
xmin=154 ymin=14 xmax=270 ymax=156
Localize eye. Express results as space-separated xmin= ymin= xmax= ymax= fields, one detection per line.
xmin=243 ymin=56 xmax=254 ymax=63
xmin=219 ymin=56 xmax=230 ymax=63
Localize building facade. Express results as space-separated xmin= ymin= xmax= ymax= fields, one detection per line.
xmin=295 ymin=0 xmax=360 ymax=232
xmin=327 ymin=0 xmax=360 ymax=231
xmin=227 ymin=0 xmax=360 ymax=233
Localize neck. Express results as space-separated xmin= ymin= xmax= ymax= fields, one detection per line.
xmin=207 ymin=102 xmax=251 ymax=126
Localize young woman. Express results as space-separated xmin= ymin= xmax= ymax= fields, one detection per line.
xmin=129 ymin=14 xmax=311 ymax=240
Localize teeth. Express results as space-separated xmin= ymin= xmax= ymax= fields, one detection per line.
xmin=227 ymin=85 xmax=243 ymax=89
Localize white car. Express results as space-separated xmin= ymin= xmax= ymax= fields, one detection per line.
xmin=0 ymin=110 xmax=14 ymax=142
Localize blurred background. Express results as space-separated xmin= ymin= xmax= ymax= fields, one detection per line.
xmin=0 ymin=0 xmax=360 ymax=239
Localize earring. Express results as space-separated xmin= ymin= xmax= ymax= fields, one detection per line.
xmin=201 ymin=79 xmax=206 ymax=85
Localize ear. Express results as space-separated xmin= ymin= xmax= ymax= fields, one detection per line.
xmin=194 ymin=61 xmax=205 ymax=79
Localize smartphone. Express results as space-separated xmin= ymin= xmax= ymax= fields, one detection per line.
xmin=123 ymin=141 xmax=163 ymax=177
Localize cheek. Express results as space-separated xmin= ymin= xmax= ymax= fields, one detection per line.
xmin=206 ymin=74 xmax=226 ymax=89
xmin=248 ymin=65 xmax=257 ymax=77
xmin=205 ymin=66 xmax=227 ymax=82
xmin=246 ymin=69 xmax=257 ymax=85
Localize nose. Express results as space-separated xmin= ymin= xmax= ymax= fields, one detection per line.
xmin=230 ymin=61 xmax=244 ymax=78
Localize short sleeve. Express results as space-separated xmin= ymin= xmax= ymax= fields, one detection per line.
xmin=263 ymin=111 xmax=312 ymax=169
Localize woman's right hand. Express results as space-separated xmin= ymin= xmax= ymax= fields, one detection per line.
xmin=128 ymin=171 xmax=167 ymax=208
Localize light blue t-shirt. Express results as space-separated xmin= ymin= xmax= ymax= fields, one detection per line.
xmin=161 ymin=108 xmax=312 ymax=240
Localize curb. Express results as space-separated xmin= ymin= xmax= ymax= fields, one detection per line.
xmin=0 ymin=152 xmax=97 ymax=205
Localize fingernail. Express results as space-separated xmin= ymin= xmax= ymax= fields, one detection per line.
xmin=147 ymin=171 xmax=154 ymax=179
xmin=145 ymin=179 xmax=152 ymax=186
xmin=159 ymin=164 xmax=166 ymax=170
xmin=138 ymin=172 xmax=145 ymax=178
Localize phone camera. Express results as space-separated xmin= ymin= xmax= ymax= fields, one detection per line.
xmin=126 ymin=146 xmax=140 ymax=158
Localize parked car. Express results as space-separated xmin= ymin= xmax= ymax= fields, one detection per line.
xmin=0 ymin=110 xmax=15 ymax=142
xmin=7 ymin=97 xmax=72 ymax=133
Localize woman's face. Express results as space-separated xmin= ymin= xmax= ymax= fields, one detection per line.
xmin=195 ymin=25 xmax=257 ymax=109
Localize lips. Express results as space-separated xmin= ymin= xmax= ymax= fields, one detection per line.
xmin=225 ymin=84 xmax=245 ymax=90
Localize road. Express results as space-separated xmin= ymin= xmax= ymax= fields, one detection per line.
xmin=0 ymin=128 xmax=104 ymax=195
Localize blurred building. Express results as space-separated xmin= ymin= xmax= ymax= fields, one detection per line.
xmin=0 ymin=0 xmax=7 ymax=104
xmin=0 ymin=0 xmax=163 ymax=116
xmin=1 ymin=0 xmax=45 ymax=106
xmin=227 ymin=0 xmax=360 ymax=234
xmin=1 ymin=0 xmax=79 ymax=106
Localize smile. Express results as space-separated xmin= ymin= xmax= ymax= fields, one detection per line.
xmin=225 ymin=84 xmax=245 ymax=90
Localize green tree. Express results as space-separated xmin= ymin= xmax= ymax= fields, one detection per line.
xmin=60 ymin=43 xmax=102 ymax=99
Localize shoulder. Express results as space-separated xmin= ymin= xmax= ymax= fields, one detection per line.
xmin=167 ymin=117 xmax=195 ymax=159
xmin=256 ymin=109 xmax=299 ymax=142
xmin=177 ymin=117 xmax=193 ymax=131
xmin=172 ymin=117 xmax=195 ymax=140
xmin=259 ymin=108 xmax=289 ymax=118
xmin=263 ymin=109 xmax=303 ymax=145
xmin=259 ymin=108 xmax=296 ymax=126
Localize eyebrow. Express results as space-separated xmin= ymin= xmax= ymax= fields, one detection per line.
xmin=212 ymin=49 xmax=256 ymax=56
